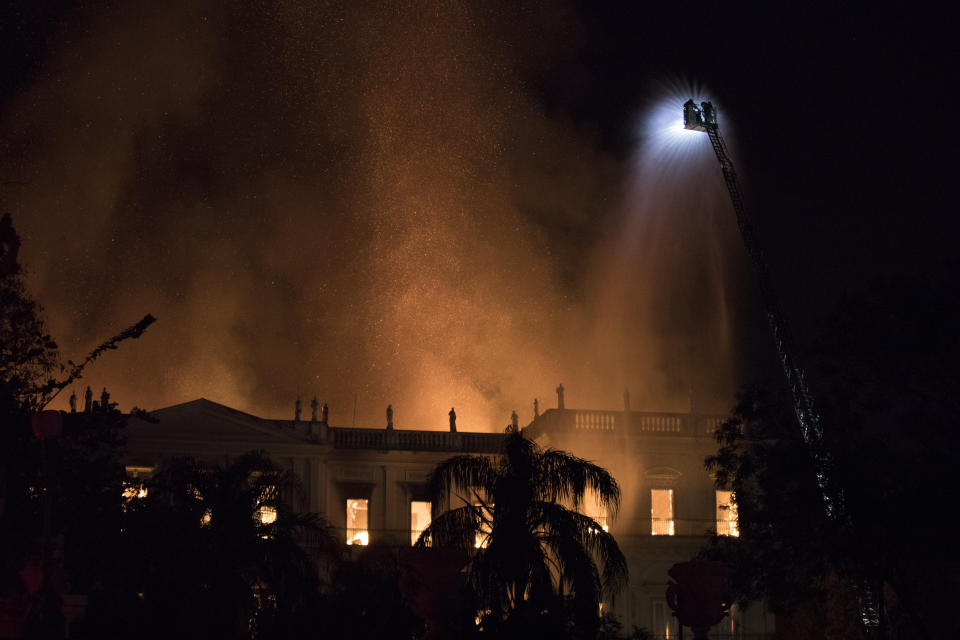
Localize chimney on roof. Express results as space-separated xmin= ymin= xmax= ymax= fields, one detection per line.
xmin=556 ymin=383 xmax=565 ymax=410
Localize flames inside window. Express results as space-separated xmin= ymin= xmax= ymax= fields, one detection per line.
xmin=651 ymin=489 xmax=675 ymax=536
xmin=716 ymin=490 xmax=739 ymax=537
xmin=346 ymin=498 xmax=369 ymax=545
xmin=584 ymin=489 xmax=609 ymax=534
xmin=474 ymin=503 xmax=492 ymax=549
xmin=122 ymin=483 xmax=148 ymax=501
xmin=122 ymin=466 xmax=153 ymax=507
xmin=410 ymin=501 xmax=431 ymax=546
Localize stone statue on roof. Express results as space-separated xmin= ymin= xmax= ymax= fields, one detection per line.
xmin=449 ymin=407 xmax=457 ymax=432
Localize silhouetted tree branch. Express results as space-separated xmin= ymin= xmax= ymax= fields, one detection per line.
xmin=37 ymin=314 xmax=156 ymax=409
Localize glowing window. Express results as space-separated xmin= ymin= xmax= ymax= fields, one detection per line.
xmin=346 ymin=498 xmax=369 ymax=545
xmin=122 ymin=466 xmax=153 ymax=504
xmin=474 ymin=503 xmax=492 ymax=549
xmin=716 ymin=490 xmax=739 ymax=537
xmin=651 ymin=489 xmax=675 ymax=536
xmin=257 ymin=505 xmax=277 ymax=525
xmin=584 ymin=490 xmax=609 ymax=534
xmin=255 ymin=483 xmax=278 ymax=527
xmin=410 ymin=501 xmax=431 ymax=546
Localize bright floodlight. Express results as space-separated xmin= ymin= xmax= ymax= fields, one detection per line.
xmin=683 ymin=100 xmax=717 ymax=132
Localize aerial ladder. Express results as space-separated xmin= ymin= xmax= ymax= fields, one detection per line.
xmin=682 ymin=100 xmax=830 ymax=507
xmin=684 ymin=100 xmax=883 ymax=631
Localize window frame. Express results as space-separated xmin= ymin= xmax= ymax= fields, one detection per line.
xmin=650 ymin=488 xmax=675 ymax=536
xmin=346 ymin=497 xmax=370 ymax=546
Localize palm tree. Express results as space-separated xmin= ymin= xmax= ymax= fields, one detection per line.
xmin=417 ymin=428 xmax=627 ymax=636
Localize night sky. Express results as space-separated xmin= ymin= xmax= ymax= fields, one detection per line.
xmin=1 ymin=1 xmax=956 ymax=429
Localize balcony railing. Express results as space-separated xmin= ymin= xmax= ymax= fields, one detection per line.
xmin=346 ymin=527 xmax=369 ymax=546
xmin=650 ymin=518 xmax=675 ymax=536
xmin=716 ymin=518 xmax=740 ymax=537
xmin=575 ymin=411 xmax=616 ymax=431
xmin=612 ymin=519 xmax=740 ymax=538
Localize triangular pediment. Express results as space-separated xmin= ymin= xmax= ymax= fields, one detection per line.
xmin=127 ymin=398 xmax=309 ymax=446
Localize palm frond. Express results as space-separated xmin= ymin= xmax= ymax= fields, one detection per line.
xmin=537 ymin=449 xmax=621 ymax=516
xmin=531 ymin=502 xmax=628 ymax=596
xmin=546 ymin=527 xmax=602 ymax=609
xmin=467 ymin=547 xmax=512 ymax=616
xmin=427 ymin=455 xmax=497 ymax=514
xmin=416 ymin=504 xmax=482 ymax=550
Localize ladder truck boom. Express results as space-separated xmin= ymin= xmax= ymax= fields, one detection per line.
xmin=684 ymin=100 xmax=889 ymax=631
xmin=683 ymin=100 xmax=831 ymax=512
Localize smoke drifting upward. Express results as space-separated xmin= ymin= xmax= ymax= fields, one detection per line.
xmin=2 ymin=4 xmax=749 ymax=429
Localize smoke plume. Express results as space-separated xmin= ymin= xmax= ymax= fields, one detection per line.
xmin=2 ymin=2 xmax=751 ymax=429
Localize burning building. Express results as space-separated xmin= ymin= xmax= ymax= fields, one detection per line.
xmin=123 ymin=391 xmax=775 ymax=638
xmin=523 ymin=388 xmax=775 ymax=638
xmin=124 ymin=398 xmax=503 ymax=548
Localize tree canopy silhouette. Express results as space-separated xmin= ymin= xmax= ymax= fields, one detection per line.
xmin=702 ymin=266 xmax=960 ymax=638
xmin=89 ymin=451 xmax=337 ymax=640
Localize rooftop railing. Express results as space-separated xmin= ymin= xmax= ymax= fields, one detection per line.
xmin=331 ymin=427 xmax=504 ymax=453
xmin=525 ymin=409 xmax=728 ymax=439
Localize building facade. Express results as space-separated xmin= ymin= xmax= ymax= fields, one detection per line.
xmin=524 ymin=404 xmax=775 ymax=638
xmin=125 ymin=398 xmax=504 ymax=547
xmin=125 ymin=396 xmax=775 ymax=638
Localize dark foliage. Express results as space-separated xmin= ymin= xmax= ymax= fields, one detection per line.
xmin=702 ymin=267 xmax=960 ymax=638
xmin=75 ymin=451 xmax=337 ymax=640
xmin=324 ymin=543 xmax=427 ymax=640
